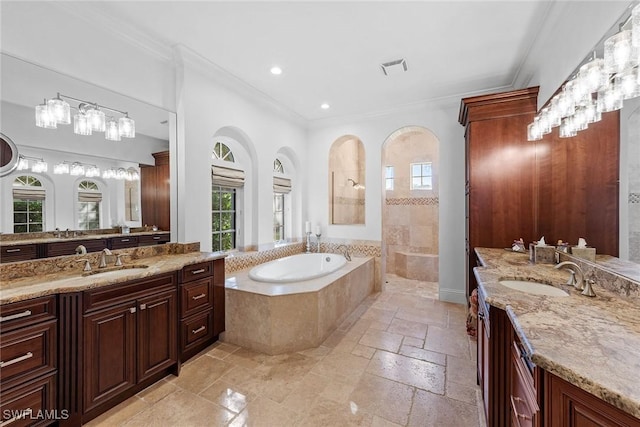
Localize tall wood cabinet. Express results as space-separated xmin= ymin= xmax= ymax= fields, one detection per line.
xmin=459 ymin=87 xmax=620 ymax=297
xmin=459 ymin=88 xmax=539 ymax=296
xmin=140 ymin=151 xmax=170 ymax=232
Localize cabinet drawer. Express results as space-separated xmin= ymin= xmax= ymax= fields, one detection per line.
xmin=0 ymin=296 xmax=56 ymax=332
xmin=180 ymin=309 xmax=213 ymax=353
xmin=138 ymin=233 xmax=170 ymax=246
xmin=0 ymin=321 xmax=57 ymax=390
xmin=45 ymin=239 xmax=107 ymax=257
xmin=180 ymin=277 xmax=214 ymax=318
xmin=83 ymin=272 xmax=176 ymax=312
xmin=1 ymin=244 xmax=38 ymax=263
xmin=180 ymin=261 xmax=214 ymax=283
xmin=0 ymin=373 xmax=57 ymax=427
xmin=511 ymin=342 xmax=537 ymax=427
xmin=109 ymin=236 xmax=139 ymax=249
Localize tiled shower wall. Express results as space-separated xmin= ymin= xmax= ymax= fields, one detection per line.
xmin=382 ymin=128 xmax=439 ymax=278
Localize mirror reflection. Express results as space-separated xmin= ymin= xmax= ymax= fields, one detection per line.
xmin=328 ymin=135 xmax=365 ymax=225
xmin=0 ymin=53 xmax=174 ymax=245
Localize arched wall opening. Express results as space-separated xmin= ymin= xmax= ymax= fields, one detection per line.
xmin=381 ymin=126 xmax=440 ymax=286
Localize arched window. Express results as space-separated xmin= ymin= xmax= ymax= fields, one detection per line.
xmin=212 ymin=144 xmax=240 ymax=251
xmin=13 ymin=175 xmax=45 ymax=233
xmin=213 ymin=142 xmax=235 ymax=162
xmin=77 ymin=180 xmax=102 ymax=230
xmin=272 ymin=158 xmax=290 ymax=242
xmin=273 ymin=159 xmax=284 ymax=173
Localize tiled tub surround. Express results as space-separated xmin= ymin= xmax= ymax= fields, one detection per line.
xmin=0 ymin=242 xmax=214 ymax=304
xmin=224 ymin=256 xmax=375 ymax=355
xmin=474 ymin=248 xmax=640 ymax=420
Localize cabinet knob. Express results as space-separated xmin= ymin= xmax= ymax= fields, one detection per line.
xmin=0 ymin=351 xmax=33 ymax=368
xmin=191 ymin=268 xmax=206 ymax=275
xmin=192 ymin=326 xmax=206 ymax=334
xmin=140 ymin=304 xmax=146 ymax=310
xmin=192 ymin=293 xmax=206 ymax=301
xmin=0 ymin=310 xmax=32 ymax=323
xmin=129 ymin=307 xmax=137 ymax=314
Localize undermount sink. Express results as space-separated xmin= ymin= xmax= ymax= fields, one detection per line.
xmin=83 ymin=265 xmax=149 ymax=277
xmin=499 ymin=279 xmax=569 ymax=297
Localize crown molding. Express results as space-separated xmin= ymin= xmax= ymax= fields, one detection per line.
xmin=173 ymin=45 xmax=308 ymax=128
xmin=50 ymin=2 xmax=174 ymax=63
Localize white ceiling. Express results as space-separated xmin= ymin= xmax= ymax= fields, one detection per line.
xmin=73 ymin=1 xmax=553 ymax=122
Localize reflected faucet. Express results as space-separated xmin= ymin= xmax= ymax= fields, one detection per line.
xmin=336 ymin=244 xmax=352 ymax=261
xmin=99 ymin=248 xmax=113 ymax=268
xmin=75 ymin=245 xmax=87 ymax=255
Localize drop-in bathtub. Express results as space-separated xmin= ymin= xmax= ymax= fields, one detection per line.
xmin=224 ymin=254 xmax=374 ymax=354
xmin=248 ymin=252 xmax=347 ymax=283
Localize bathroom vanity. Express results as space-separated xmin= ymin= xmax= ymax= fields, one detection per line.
xmin=474 ymin=247 xmax=640 ymax=427
xmin=0 ymin=244 xmax=225 ymax=426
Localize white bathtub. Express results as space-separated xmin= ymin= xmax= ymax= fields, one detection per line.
xmin=248 ymin=253 xmax=347 ymax=283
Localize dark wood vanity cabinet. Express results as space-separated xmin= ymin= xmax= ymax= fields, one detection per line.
xmin=1 ymin=244 xmax=38 ymax=263
xmin=545 ymin=373 xmax=640 ymax=427
xmin=82 ymin=273 xmax=177 ymax=417
xmin=138 ymin=232 xmax=170 ymax=246
xmin=108 ymin=236 xmax=139 ymax=250
xmin=140 ymin=151 xmax=170 ymax=232
xmin=510 ymin=336 xmax=541 ymax=427
xmin=44 ymin=239 xmax=107 ymax=258
xmin=0 ymin=296 xmax=58 ymax=427
xmin=178 ymin=259 xmax=224 ymax=362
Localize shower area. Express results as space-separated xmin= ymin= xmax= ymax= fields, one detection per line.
xmin=382 ymin=127 xmax=439 ymax=282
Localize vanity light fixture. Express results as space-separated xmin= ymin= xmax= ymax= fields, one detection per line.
xmin=321 ymin=103 xmax=330 ymax=110
xmin=16 ymin=155 xmax=47 ymax=173
xmin=527 ymin=3 xmax=640 ymax=141
xmin=35 ymin=93 xmax=135 ymax=140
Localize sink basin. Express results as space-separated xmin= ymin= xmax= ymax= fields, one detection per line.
xmin=83 ymin=265 xmax=149 ymax=277
xmin=499 ymin=280 xmax=569 ymax=297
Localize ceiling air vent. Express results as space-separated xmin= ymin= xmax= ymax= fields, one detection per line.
xmin=380 ymin=58 xmax=407 ymax=76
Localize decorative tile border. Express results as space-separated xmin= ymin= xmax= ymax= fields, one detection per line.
xmin=386 ymin=197 xmax=439 ymax=206
xmin=630 ymin=193 xmax=640 ymax=204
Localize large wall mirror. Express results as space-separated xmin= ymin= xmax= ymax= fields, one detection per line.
xmin=328 ymin=135 xmax=366 ymax=225
xmin=0 ymin=53 xmax=176 ymax=238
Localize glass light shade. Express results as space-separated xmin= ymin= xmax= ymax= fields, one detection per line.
xmin=102 ymin=168 xmax=116 ymax=179
xmin=578 ymin=58 xmax=608 ymax=93
xmin=604 ymin=30 xmax=636 ymax=74
xmin=572 ymin=108 xmax=589 ymax=132
xmin=527 ymin=122 xmax=543 ymax=141
xmin=583 ymin=100 xmax=602 ymax=124
xmin=87 ymin=108 xmax=106 ymax=132
xmin=127 ymin=169 xmax=140 ymax=181
xmin=116 ymin=168 xmax=127 ymax=180
xmin=35 ymin=103 xmax=57 ymax=129
xmin=105 ymin=119 xmax=121 ymax=141
xmin=559 ymin=117 xmax=577 ymax=138
xmin=552 ymin=92 xmax=575 ymax=117
xmin=118 ymin=116 xmax=135 ymax=138
xmin=74 ymin=113 xmax=92 ymax=136
xmin=53 ymin=162 xmax=69 ymax=174
xmin=616 ymin=68 xmax=640 ymax=99
xmin=70 ymin=162 xmax=85 ymax=176
xmin=633 ymin=3 xmax=640 ymax=47
xmin=17 ymin=156 xmax=29 ymax=170
xmin=85 ymin=165 xmax=101 ymax=177
xmin=47 ymin=96 xmax=71 ymax=125
xmin=596 ymin=83 xmax=623 ymax=113
xmin=31 ymin=160 xmax=48 ymax=173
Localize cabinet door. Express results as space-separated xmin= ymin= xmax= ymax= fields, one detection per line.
xmin=546 ymin=373 xmax=640 ymax=427
xmin=83 ymin=302 xmax=136 ymax=412
xmin=137 ymin=289 xmax=177 ymax=382
xmin=477 ymin=313 xmax=489 ymax=421
xmin=212 ymin=259 xmax=225 ymax=337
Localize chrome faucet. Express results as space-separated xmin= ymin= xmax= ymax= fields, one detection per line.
xmin=555 ymin=261 xmax=596 ymax=297
xmin=336 ymin=244 xmax=351 ymax=261
xmin=75 ymin=245 xmax=87 ymax=255
xmin=99 ymin=248 xmax=113 ymax=268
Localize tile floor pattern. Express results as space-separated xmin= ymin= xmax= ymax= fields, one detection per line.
xmin=86 ymin=274 xmax=485 ymax=427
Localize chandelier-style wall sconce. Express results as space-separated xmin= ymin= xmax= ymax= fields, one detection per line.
xmin=16 ymin=155 xmax=48 ymax=173
xmin=35 ymin=93 xmax=135 ymax=140
xmin=528 ymin=2 xmax=640 ymax=140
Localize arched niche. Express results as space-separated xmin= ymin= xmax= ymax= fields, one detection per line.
xmin=328 ymin=135 xmax=365 ymax=225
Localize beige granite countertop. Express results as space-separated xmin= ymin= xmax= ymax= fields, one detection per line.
xmin=0 ymin=247 xmax=225 ymax=305
xmin=474 ymin=248 xmax=640 ymax=420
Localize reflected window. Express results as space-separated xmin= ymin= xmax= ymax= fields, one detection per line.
xmin=77 ymin=180 xmax=101 ymax=230
xmin=274 ymin=159 xmax=284 ymax=173
xmin=385 ymin=166 xmax=394 ymax=190
xmin=12 ymin=175 xmax=45 ymax=233
xmin=273 ymin=193 xmax=284 ymax=242
xmin=213 ymin=142 xmax=235 ymax=162
xmin=212 ymin=185 xmax=236 ymax=251
xmin=410 ymin=162 xmax=432 ymax=190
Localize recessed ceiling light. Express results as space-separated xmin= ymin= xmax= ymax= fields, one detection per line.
xmin=321 ymin=103 xmax=330 ymax=110
xmin=270 ymin=66 xmax=282 ymax=75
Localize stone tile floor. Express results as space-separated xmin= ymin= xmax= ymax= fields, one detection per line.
xmin=86 ymin=274 xmax=485 ymax=427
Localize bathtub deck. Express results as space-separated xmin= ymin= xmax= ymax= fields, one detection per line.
xmin=223 ymin=256 xmax=374 ymax=355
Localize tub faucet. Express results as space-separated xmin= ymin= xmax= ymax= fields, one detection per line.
xmin=336 ymin=245 xmax=351 ymax=261
xmin=99 ymin=248 xmax=113 ymax=268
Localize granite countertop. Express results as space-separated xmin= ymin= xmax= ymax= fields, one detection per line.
xmin=474 ymin=248 xmax=640 ymax=419
xmin=0 ymin=230 xmax=170 ymax=246
xmin=0 ymin=248 xmax=225 ymax=305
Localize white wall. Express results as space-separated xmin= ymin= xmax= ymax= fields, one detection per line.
xmin=307 ymin=100 xmax=466 ymax=303
xmin=174 ymin=48 xmax=308 ymax=252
